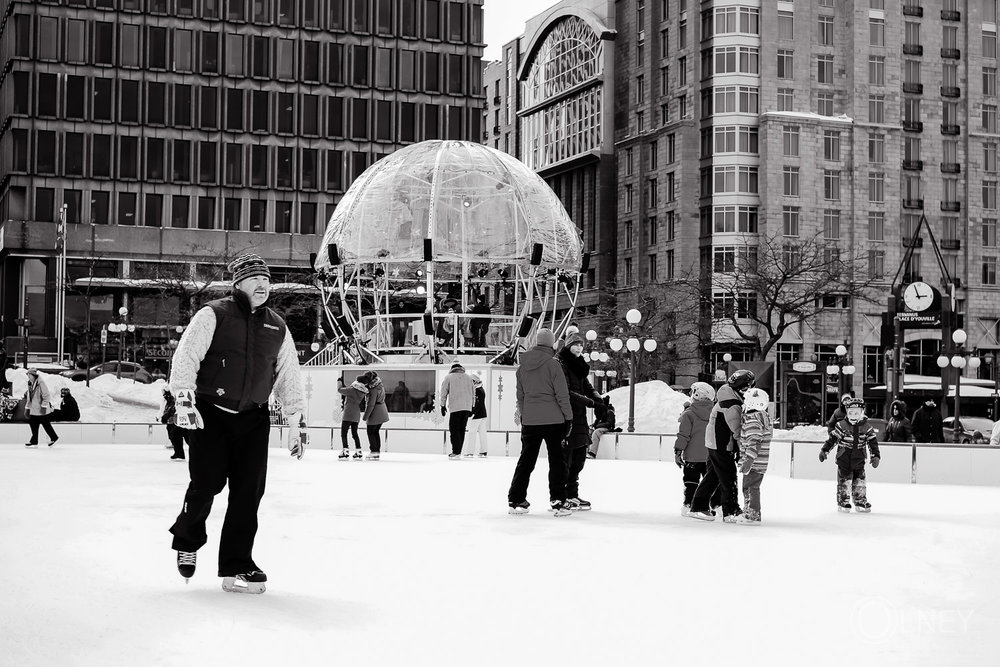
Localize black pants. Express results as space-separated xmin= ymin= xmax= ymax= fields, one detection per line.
xmin=563 ymin=445 xmax=588 ymax=499
xmin=690 ymin=448 xmax=741 ymax=517
xmin=508 ymin=423 xmax=568 ymax=504
xmin=166 ymin=424 xmax=188 ymax=458
xmin=448 ymin=410 xmax=472 ymax=454
xmin=169 ymin=402 xmax=270 ymax=577
xmin=682 ymin=461 xmax=721 ymax=507
xmin=341 ymin=421 xmax=361 ymax=449
xmin=367 ymin=423 xmax=383 ymax=452
xmin=28 ymin=415 xmax=58 ymax=444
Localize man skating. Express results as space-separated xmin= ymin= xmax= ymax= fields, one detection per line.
xmin=168 ymin=253 xmax=305 ymax=594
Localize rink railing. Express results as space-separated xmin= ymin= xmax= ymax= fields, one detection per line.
xmin=0 ymin=423 xmax=997 ymax=486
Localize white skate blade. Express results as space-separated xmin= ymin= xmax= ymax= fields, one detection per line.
xmin=855 ymin=507 xmax=871 ymax=513
xmin=221 ymin=577 xmax=266 ymax=594
xmin=838 ymin=506 xmax=851 ymax=513
xmin=508 ymin=507 xmax=529 ymax=515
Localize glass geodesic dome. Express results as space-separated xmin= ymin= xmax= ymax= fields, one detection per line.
xmin=315 ymin=140 xmax=583 ymax=271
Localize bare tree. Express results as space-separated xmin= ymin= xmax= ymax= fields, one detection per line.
xmin=676 ymin=231 xmax=873 ymax=361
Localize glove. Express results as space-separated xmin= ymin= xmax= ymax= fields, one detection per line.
xmin=287 ymin=412 xmax=306 ymax=460
xmin=440 ymin=406 xmax=447 ymax=417
xmin=674 ymin=450 xmax=684 ymax=468
xmin=564 ymin=420 xmax=573 ymax=439
xmin=819 ymin=450 xmax=828 ymax=463
xmin=871 ymin=456 xmax=880 ymax=469
xmin=739 ymin=457 xmax=753 ymax=475
xmin=582 ymin=397 xmax=595 ymax=408
xmin=173 ymin=389 xmax=204 ymax=430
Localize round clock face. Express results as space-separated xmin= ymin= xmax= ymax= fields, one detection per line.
xmin=903 ymin=281 xmax=934 ymax=312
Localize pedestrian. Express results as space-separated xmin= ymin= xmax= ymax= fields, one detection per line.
xmin=362 ymin=370 xmax=389 ymax=460
xmin=507 ymin=328 xmax=574 ymax=517
xmin=883 ymin=399 xmax=913 ymax=443
xmin=160 ymin=387 xmax=188 ymax=461
xmin=464 ymin=374 xmax=489 ymax=457
xmin=587 ymin=396 xmax=619 ymax=459
xmin=673 ymin=382 xmax=719 ymax=516
xmin=736 ymin=388 xmax=772 ymax=525
xmin=24 ymin=369 xmax=59 ymax=447
xmin=470 ymin=295 xmax=492 ymax=348
xmin=557 ymin=331 xmax=604 ymax=511
xmin=911 ymin=399 xmax=945 ymax=443
xmin=687 ymin=369 xmax=756 ymax=522
xmin=336 ymin=374 xmax=368 ymax=460
xmin=49 ymin=387 xmax=80 ymax=422
xmin=440 ymin=361 xmax=475 ymax=459
xmin=168 ymin=252 xmax=305 ymax=594
xmin=820 ymin=397 xmax=881 ymax=513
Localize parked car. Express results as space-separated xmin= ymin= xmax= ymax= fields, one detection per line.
xmin=942 ymin=416 xmax=996 ymax=444
xmin=60 ymin=361 xmax=153 ymax=384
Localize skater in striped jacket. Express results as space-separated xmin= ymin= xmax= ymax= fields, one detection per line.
xmin=819 ymin=398 xmax=881 ymax=513
xmin=736 ymin=388 xmax=772 ymax=525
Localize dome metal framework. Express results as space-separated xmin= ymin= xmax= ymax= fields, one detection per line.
xmin=311 ymin=140 xmax=587 ymax=365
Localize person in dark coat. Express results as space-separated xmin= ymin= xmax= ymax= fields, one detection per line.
xmin=337 ymin=374 xmax=369 ymax=459
xmin=674 ymin=382 xmax=720 ymax=515
xmin=362 ymin=371 xmax=389 ymax=460
xmin=49 ymin=387 xmax=80 ymax=423
xmin=507 ymin=328 xmax=574 ymax=516
xmin=470 ymin=295 xmax=492 ymax=348
xmin=911 ymin=399 xmax=945 ymax=443
xmin=557 ymin=331 xmax=604 ymax=511
xmin=820 ymin=398 xmax=881 ymax=512
xmin=159 ymin=387 xmax=189 ymax=461
xmin=826 ymin=393 xmax=854 ymax=433
xmin=883 ymin=399 xmax=913 ymax=443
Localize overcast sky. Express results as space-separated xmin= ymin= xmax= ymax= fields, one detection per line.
xmin=482 ymin=0 xmax=547 ymax=61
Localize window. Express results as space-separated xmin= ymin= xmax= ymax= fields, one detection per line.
xmin=201 ymin=32 xmax=219 ymax=73
xmin=777 ymin=88 xmax=793 ymax=112
xmin=714 ymin=246 xmax=737 ymax=273
xmin=824 ymin=131 xmax=840 ymax=161
xmin=666 ymin=250 xmax=675 ymax=280
xmin=783 ymin=167 xmax=799 ymax=196
xmin=984 ymin=257 xmax=998 ymax=285
xmin=778 ymin=12 xmax=793 ymax=40
xmin=870 ymin=18 xmax=885 ymax=47
xmin=869 ymin=211 xmax=885 ymax=241
xmin=823 ymin=210 xmax=841 ymax=240
xmin=172 ymin=140 xmax=191 ymax=182
xmin=986 ymin=30 xmax=998 ymax=59
xmin=224 ymin=144 xmax=242 ymax=186
xmin=200 ymin=87 xmax=218 ymax=130
xmin=624 ymin=221 xmax=634 ymax=249
xmin=869 ymin=133 xmax=885 ymax=163
xmin=783 ymin=207 xmax=800 ymax=236
xmin=985 ymin=180 xmax=998 ymax=209
xmin=869 ymin=95 xmax=885 ymax=123
xmin=869 ymin=56 xmax=885 ymax=85
xmin=648 ymin=255 xmax=658 ymax=282
xmin=824 ymin=170 xmax=841 ymax=200
xmin=984 ymin=104 xmax=998 ymax=132
xmin=197 ymin=196 xmax=215 ymax=230
xmin=868 ymin=250 xmax=885 ymax=279
xmin=986 ymin=67 xmax=998 ymax=96
xmin=817 ymin=55 xmax=834 ymax=84
xmin=118 ymin=193 xmax=137 ymax=226
xmin=984 ymin=218 xmax=998 ymax=247
xmin=648 ymin=216 xmax=658 ymax=245
xmin=818 ymin=16 xmax=833 ymax=46
xmin=145 ymin=194 xmax=163 ymax=228
xmin=251 ymin=145 xmax=268 ymax=186
xmin=869 ymin=173 xmax=885 ymax=203
xmin=777 ymin=50 xmax=793 ymax=79
xmin=93 ymin=135 xmax=112 ymax=178
xmin=624 ymin=184 xmax=634 ymax=213
xmin=817 ymin=93 xmax=834 ymax=116
xmin=905 ymin=60 xmax=921 ymax=86
xmin=94 ymin=21 xmax=114 ymax=65
xmin=173 ymin=84 xmax=192 ymax=127
xmin=987 ymin=143 xmax=998 ymax=172
xmin=624 ymin=257 xmax=634 ymax=286
xmin=118 ymin=136 xmax=138 ymax=179
xmin=199 ymin=141 xmax=217 ymax=184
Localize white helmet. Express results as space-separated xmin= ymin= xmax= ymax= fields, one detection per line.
xmin=742 ymin=388 xmax=769 ymax=413
xmin=689 ymin=382 xmax=716 ymax=402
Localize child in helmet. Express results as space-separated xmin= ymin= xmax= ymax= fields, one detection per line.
xmin=736 ymin=388 xmax=772 ymax=525
xmin=819 ymin=398 xmax=881 ymax=513
xmin=674 ymin=382 xmax=719 ymax=515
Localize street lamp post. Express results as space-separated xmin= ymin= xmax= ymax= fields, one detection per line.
xmin=826 ymin=344 xmax=857 ymax=398
xmin=608 ymin=308 xmax=657 ymax=433
xmin=936 ymin=328 xmax=981 ymax=443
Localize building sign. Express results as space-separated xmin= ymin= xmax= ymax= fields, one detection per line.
xmin=896 ymin=311 xmax=942 ymax=329
xmin=792 ymin=362 xmax=817 ymax=373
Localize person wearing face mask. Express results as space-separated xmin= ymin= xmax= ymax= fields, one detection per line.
xmin=167 ymin=253 xmax=305 ymax=594
xmin=557 ymin=330 xmax=605 ymax=511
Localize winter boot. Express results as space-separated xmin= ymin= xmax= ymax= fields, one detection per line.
xmin=508 ymin=501 xmax=530 ymax=515
xmin=176 ymin=550 xmax=197 ymax=581
xmin=221 ymin=570 xmax=267 ymax=594
xmin=549 ymin=500 xmax=573 ymax=517
xmin=338 ymin=449 xmax=350 ymax=460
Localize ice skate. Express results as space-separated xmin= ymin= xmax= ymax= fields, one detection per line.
xmin=353 ymin=450 xmax=363 ymax=460
xmin=566 ymin=497 xmax=591 ymax=511
xmin=447 ymin=453 xmax=461 ymax=460
xmin=838 ymin=501 xmax=852 ymax=513
xmin=48 ymin=438 xmax=58 ymax=447
xmin=508 ymin=501 xmax=530 ymax=515
xmin=722 ymin=513 xmax=739 ymax=524
xmin=176 ymin=550 xmax=197 ymax=582
xmin=365 ymin=452 xmax=380 ymax=461
xmin=478 ymin=452 xmax=487 ymax=457
xmin=736 ymin=511 xmax=761 ymax=526
xmin=855 ymin=501 xmax=872 ymax=513
xmin=338 ymin=449 xmax=350 ymax=460
xmin=549 ymin=500 xmax=573 ymax=517
xmin=170 ymin=454 xmax=185 ymax=461
xmin=25 ymin=442 xmax=37 ymax=448
xmin=681 ymin=504 xmax=691 ymax=517
xmin=687 ymin=509 xmax=716 ymax=521
xmin=221 ymin=570 xmax=267 ymax=594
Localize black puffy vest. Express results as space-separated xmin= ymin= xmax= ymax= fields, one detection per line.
xmin=196 ymin=291 xmax=287 ymax=412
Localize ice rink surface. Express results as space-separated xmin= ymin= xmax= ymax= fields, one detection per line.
xmin=2 ymin=444 xmax=998 ymax=667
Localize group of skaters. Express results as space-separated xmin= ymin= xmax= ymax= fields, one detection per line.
xmin=18 ymin=369 xmax=80 ymax=447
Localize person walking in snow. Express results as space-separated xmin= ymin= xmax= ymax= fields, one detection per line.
xmin=687 ymin=369 xmax=756 ymax=522
xmin=557 ymin=330 xmax=604 ymax=511
xmin=507 ymin=328 xmax=574 ymax=516
xmin=24 ymin=368 xmax=58 ymax=447
xmin=168 ymin=253 xmax=305 ymax=594
xmin=336 ymin=373 xmax=368 ymax=460
xmin=820 ymin=397 xmax=881 ymax=513
xmin=361 ymin=370 xmax=389 ymax=460
xmin=160 ymin=387 xmax=189 ymax=461
xmin=464 ymin=374 xmax=489 ymax=456
xmin=736 ymin=388 xmax=772 ymax=525
xmin=440 ymin=362 xmax=475 ymax=459
xmin=673 ymin=382 xmax=719 ymax=515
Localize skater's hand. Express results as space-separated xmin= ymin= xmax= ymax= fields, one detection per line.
xmin=818 ymin=450 xmax=828 ymax=462
xmin=287 ymin=412 xmax=306 ymax=460
xmin=739 ymin=458 xmax=753 ymax=475
xmin=564 ymin=420 xmax=574 ymax=439
xmin=674 ymin=450 xmax=684 ymax=468
xmin=173 ymin=389 xmax=204 ymax=429
xmin=870 ymin=456 xmax=880 ymax=469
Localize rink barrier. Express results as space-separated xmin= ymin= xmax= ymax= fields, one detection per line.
xmin=1 ymin=423 xmax=997 ymax=486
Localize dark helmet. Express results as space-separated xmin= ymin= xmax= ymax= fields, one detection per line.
xmin=727 ymin=369 xmax=756 ymax=396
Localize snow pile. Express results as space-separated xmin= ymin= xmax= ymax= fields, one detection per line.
xmin=605 ymin=380 xmax=691 ymax=433
xmin=778 ymin=424 xmax=831 ymax=441
xmin=5 ymin=367 xmax=164 ymax=423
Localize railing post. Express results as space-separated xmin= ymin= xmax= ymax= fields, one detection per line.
xmin=911 ymin=442 xmax=917 ymax=484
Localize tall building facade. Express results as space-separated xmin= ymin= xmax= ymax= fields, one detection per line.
xmin=0 ymin=0 xmax=484 ymax=366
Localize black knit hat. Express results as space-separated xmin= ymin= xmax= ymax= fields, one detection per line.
xmin=564 ymin=333 xmax=585 ymax=349
xmin=229 ymin=253 xmax=271 ymax=284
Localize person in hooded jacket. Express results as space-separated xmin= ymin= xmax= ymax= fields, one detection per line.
xmin=440 ymin=362 xmax=476 ymax=459
xmin=464 ymin=374 xmax=489 ymax=456
xmin=687 ymin=369 xmax=756 ymax=522
xmin=820 ymin=398 xmax=881 ymax=512
xmin=558 ymin=331 xmax=605 ymax=511
xmin=337 ymin=373 xmax=369 ymax=459
xmin=507 ymin=328 xmax=574 ymax=516
xmin=362 ymin=370 xmax=389 ymax=460
xmin=673 ymin=382 xmax=719 ymax=515
xmin=911 ymin=399 xmax=945 ymax=443
xmin=24 ymin=368 xmax=58 ymax=447
xmin=883 ymin=399 xmax=913 ymax=443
